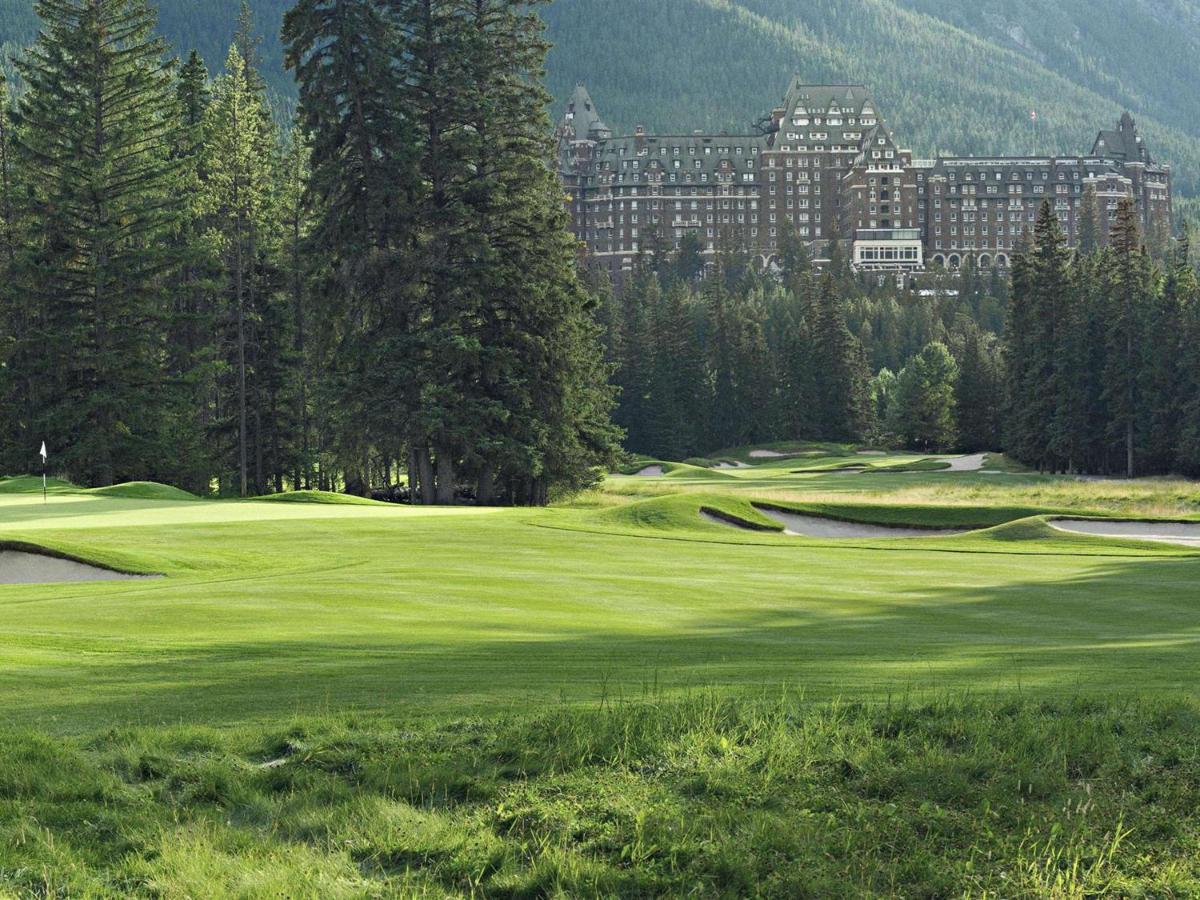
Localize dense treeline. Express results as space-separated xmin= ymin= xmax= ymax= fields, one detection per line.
xmin=1005 ymin=199 xmax=1200 ymax=477
xmin=609 ymin=200 xmax=1200 ymax=479
xmin=600 ymin=234 xmax=1005 ymax=459
xmin=0 ymin=0 xmax=620 ymax=503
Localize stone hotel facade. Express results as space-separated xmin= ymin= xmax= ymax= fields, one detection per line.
xmin=555 ymin=79 xmax=1172 ymax=279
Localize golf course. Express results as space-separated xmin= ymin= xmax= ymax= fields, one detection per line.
xmin=1 ymin=447 xmax=1199 ymax=896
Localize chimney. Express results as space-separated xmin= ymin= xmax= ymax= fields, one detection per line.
xmin=635 ymin=125 xmax=646 ymax=153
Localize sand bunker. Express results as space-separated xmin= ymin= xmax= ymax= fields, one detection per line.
xmin=713 ymin=462 xmax=751 ymax=469
xmin=944 ymin=453 xmax=988 ymax=472
xmin=1049 ymin=520 xmax=1200 ymax=548
xmin=756 ymin=508 xmax=968 ymax=539
xmin=635 ymin=465 xmax=665 ymax=477
xmin=748 ymin=450 xmax=787 ymax=458
xmin=0 ymin=550 xmax=153 ymax=585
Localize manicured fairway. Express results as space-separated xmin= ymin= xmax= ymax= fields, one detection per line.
xmin=2 ymin=468 xmax=1199 ymax=734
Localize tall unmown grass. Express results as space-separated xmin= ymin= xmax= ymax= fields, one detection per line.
xmin=2 ymin=695 xmax=1197 ymax=897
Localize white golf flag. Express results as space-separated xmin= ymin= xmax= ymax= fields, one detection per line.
xmin=39 ymin=441 xmax=47 ymax=462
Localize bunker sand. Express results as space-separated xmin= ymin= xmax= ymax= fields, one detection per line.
xmin=1049 ymin=519 xmax=1200 ymax=548
xmin=702 ymin=508 xmax=969 ymax=539
xmin=0 ymin=549 xmax=157 ymax=585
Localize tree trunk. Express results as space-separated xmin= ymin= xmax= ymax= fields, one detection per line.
xmin=407 ymin=447 xmax=420 ymax=504
xmin=1126 ymin=331 xmax=1135 ymax=478
xmin=477 ymin=464 xmax=495 ymax=505
xmin=235 ymin=209 xmax=248 ymax=497
xmin=417 ymin=448 xmax=435 ymax=505
xmin=435 ymin=446 xmax=455 ymax=505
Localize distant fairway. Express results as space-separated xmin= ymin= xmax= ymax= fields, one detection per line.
xmin=2 ymin=457 xmax=1199 ymax=733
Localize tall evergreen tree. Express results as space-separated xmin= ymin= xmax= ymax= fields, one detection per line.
xmin=1022 ymin=202 xmax=1070 ymax=470
xmin=954 ymin=326 xmax=1001 ymax=452
xmin=890 ymin=341 xmax=958 ymax=452
xmin=1078 ymin=185 xmax=1101 ymax=256
xmin=811 ymin=274 xmax=869 ymax=441
xmin=1102 ymin=198 xmax=1152 ymax=477
xmin=202 ymin=45 xmax=275 ymax=495
xmin=13 ymin=0 xmax=185 ymax=485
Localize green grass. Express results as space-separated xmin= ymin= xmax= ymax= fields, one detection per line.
xmin=88 ymin=481 xmax=200 ymax=502
xmin=3 ymin=696 xmax=1198 ymax=897
xmin=0 ymin=474 xmax=77 ymax=494
xmin=4 ymin=453 xmax=1200 ymax=893
xmin=252 ymin=489 xmax=389 ymax=505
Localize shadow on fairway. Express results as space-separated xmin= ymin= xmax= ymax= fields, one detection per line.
xmin=9 ymin=554 xmax=1200 ymax=731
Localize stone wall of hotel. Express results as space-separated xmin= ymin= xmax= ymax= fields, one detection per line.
xmin=557 ymin=82 xmax=1172 ymax=280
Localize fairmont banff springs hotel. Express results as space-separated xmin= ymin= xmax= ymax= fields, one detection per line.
xmin=555 ymin=79 xmax=1173 ymax=279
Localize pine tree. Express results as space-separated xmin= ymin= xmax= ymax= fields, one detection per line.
xmin=1175 ymin=232 xmax=1200 ymax=474
xmin=1003 ymin=228 xmax=1036 ymax=462
xmin=890 ymin=342 xmax=958 ymax=452
xmin=13 ymin=0 xmax=185 ymax=485
xmin=1140 ymin=233 xmax=1187 ymax=473
xmin=811 ymin=273 xmax=868 ymax=441
xmin=278 ymin=125 xmax=314 ymax=490
xmin=162 ymin=49 xmax=219 ymax=493
xmin=1024 ymin=202 xmax=1070 ymax=470
xmin=0 ymin=73 xmax=28 ymax=475
xmin=954 ymin=326 xmax=1001 ymax=452
xmin=1102 ymin=198 xmax=1152 ymax=477
xmin=1078 ymin=185 xmax=1101 ymax=255
xmin=202 ymin=45 xmax=275 ymax=495
xmin=285 ymin=0 xmax=418 ymax=498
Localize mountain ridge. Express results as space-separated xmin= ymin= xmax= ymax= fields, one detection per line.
xmin=2 ymin=0 xmax=1197 ymax=194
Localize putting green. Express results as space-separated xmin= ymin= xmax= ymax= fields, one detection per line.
xmin=1 ymin=469 xmax=1199 ymax=735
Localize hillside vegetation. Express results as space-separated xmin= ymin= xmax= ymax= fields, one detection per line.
xmin=542 ymin=0 xmax=1200 ymax=196
xmin=3 ymin=0 xmax=1198 ymax=191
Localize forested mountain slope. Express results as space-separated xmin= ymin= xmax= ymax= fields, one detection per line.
xmin=540 ymin=0 xmax=1200 ymax=195
xmin=1 ymin=0 xmax=1198 ymax=192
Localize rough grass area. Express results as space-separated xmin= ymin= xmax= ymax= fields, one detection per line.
xmin=1 ymin=697 xmax=1196 ymax=897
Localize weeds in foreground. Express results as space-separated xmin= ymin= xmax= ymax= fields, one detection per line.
xmin=1 ymin=695 xmax=1197 ymax=897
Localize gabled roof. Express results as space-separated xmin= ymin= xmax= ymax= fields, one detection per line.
xmin=1092 ymin=112 xmax=1152 ymax=164
xmin=781 ymin=80 xmax=874 ymax=117
xmin=564 ymin=85 xmax=611 ymax=142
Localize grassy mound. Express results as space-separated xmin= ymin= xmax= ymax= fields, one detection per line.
xmin=759 ymin=501 xmax=1081 ymax=530
xmin=865 ymin=458 xmax=953 ymax=473
xmin=88 ymin=481 xmax=199 ymax=501
xmin=2 ymin=696 xmax=1196 ymax=897
xmin=0 ymin=475 xmax=78 ymax=494
xmin=592 ymin=493 xmax=782 ymax=534
xmin=711 ymin=442 xmax=855 ymax=463
xmin=616 ymin=460 xmax=735 ymax=480
xmin=252 ymin=489 xmax=387 ymax=506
